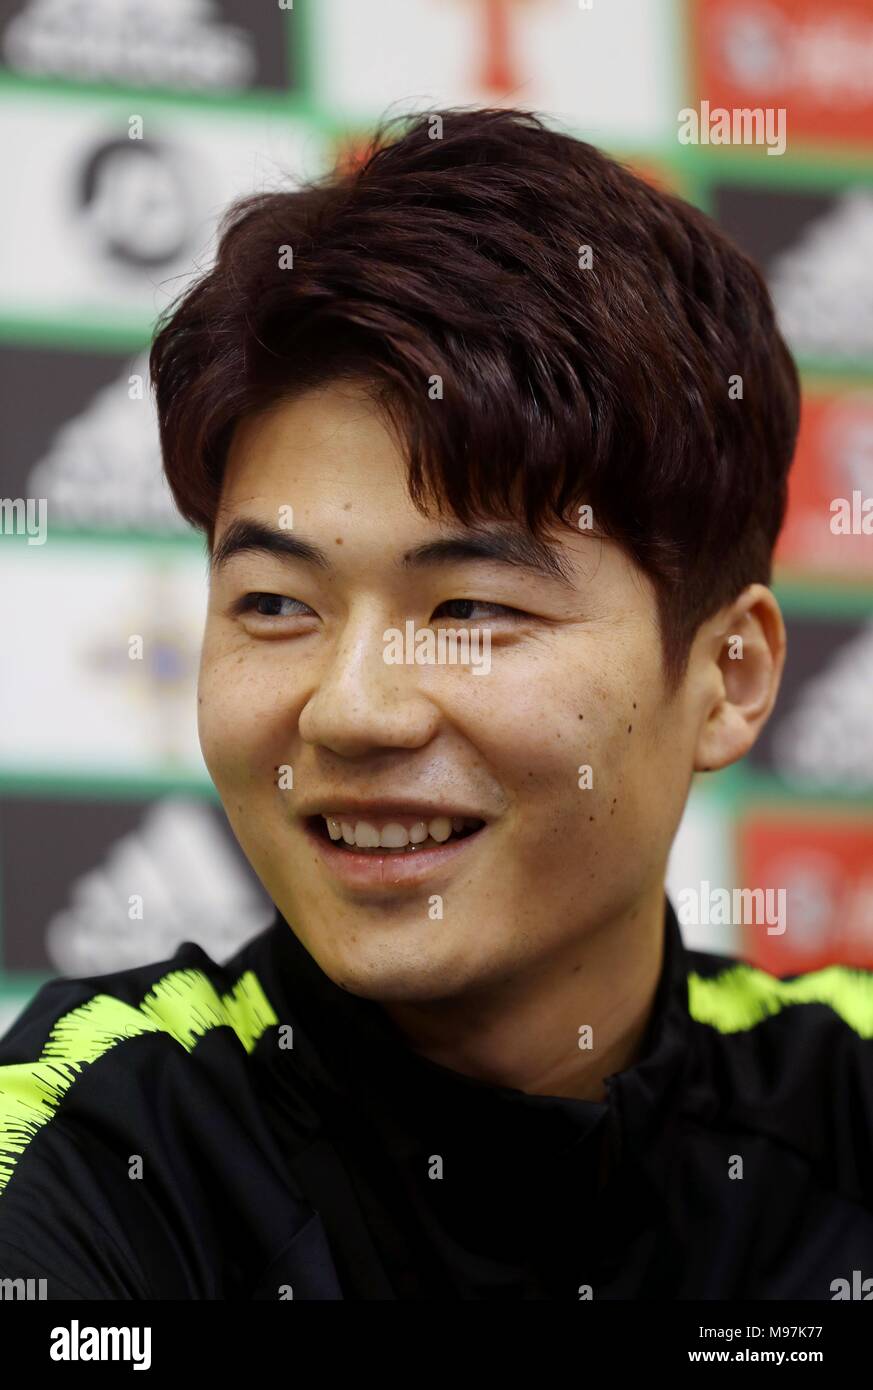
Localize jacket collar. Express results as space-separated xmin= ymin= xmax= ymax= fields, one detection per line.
xmin=601 ymin=894 xmax=693 ymax=1169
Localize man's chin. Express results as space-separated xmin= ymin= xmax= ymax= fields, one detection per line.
xmin=307 ymin=930 xmax=488 ymax=1006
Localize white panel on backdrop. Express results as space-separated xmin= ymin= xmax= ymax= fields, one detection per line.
xmin=313 ymin=0 xmax=678 ymax=147
xmin=666 ymin=784 xmax=739 ymax=958
xmin=0 ymin=538 xmax=210 ymax=779
xmin=0 ymin=91 xmax=329 ymax=327
xmin=0 ymin=997 xmax=29 ymax=1036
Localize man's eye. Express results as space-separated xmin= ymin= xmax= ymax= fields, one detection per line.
xmin=235 ymin=593 xmax=314 ymax=619
xmin=432 ymin=599 xmax=524 ymax=621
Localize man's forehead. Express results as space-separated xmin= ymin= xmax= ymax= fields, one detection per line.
xmin=216 ymin=387 xmax=602 ymax=585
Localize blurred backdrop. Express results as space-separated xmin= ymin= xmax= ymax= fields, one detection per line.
xmin=0 ymin=0 xmax=872 ymax=1030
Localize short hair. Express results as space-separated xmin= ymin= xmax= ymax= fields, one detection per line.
xmin=150 ymin=106 xmax=800 ymax=687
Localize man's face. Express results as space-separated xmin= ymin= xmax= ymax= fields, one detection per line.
xmin=199 ymin=382 xmax=699 ymax=1003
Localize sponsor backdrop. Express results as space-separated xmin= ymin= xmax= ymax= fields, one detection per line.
xmin=0 ymin=0 xmax=871 ymax=1029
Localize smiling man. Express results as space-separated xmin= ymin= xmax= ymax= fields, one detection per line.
xmin=201 ymin=386 xmax=696 ymax=1106
xmin=2 ymin=108 xmax=873 ymax=1302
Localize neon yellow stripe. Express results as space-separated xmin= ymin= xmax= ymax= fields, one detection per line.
xmin=0 ymin=968 xmax=278 ymax=1194
xmin=688 ymin=963 xmax=873 ymax=1038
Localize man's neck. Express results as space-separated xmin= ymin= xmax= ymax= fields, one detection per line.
xmin=379 ymin=886 xmax=668 ymax=1103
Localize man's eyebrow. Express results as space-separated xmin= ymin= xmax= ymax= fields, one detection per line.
xmin=211 ymin=519 xmax=331 ymax=574
xmin=400 ymin=527 xmax=576 ymax=586
xmin=210 ymin=518 xmax=576 ymax=587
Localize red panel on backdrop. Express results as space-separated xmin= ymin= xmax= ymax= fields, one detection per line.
xmin=776 ymin=389 xmax=873 ymax=577
xmin=690 ymin=0 xmax=873 ymax=147
xmin=739 ymin=816 xmax=873 ymax=974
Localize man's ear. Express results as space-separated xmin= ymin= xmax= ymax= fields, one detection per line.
xmin=693 ymin=583 xmax=786 ymax=774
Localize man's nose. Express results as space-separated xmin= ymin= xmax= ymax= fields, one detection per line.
xmin=297 ymin=613 xmax=440 ymax=757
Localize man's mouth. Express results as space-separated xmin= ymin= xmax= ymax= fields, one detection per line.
xmin=306 ymin=813 xmax=486 ymax=854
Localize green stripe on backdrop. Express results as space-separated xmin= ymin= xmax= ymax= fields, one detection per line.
xmin=773 ymin=579 xmax=873 ymax=619
xmin=0 ymin=526 xmax=205 ymax=553
xmin=724 ymin=777 xmax=873 ymax=813
xmin=0 ymin=316 xmax=151 ymax=353
xmin=678 ymin=143 xmax=873 ymax=188
xmin=0 ymin=72 xmax=324 ymax=124
xmin=792 ymin=357 xmax=873 ymax=381
xmin=0 ymin=977 xmax=52 ymax=1000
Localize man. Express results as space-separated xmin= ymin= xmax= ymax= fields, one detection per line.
xmin=1 ymin=107 xmax=871 ymax=1301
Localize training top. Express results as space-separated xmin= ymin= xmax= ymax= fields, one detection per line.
xmin=0 ymin=895 xmax=872 ymax=1300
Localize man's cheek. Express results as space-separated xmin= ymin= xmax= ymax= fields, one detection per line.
xmin=196 ymin=692 xmax=255 ymax=789
xmin=198 ymin=727 xmax=235 ymax=793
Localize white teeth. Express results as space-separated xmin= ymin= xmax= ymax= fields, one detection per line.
xmin=428 ymin=816 xmax=452 ymax=843
xmin=379 ymin=823 xmax=409 ymax=849
xmin=322 ymin=814 xmax=480 ymax=850
xmin=352 ymin=821 xmax=382 ymax=848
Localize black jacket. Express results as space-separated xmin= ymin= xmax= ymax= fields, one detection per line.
xmin=0 ymin=896 xmax=871 ymax=1299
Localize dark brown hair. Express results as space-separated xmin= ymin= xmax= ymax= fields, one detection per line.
xmin=150 ymin=106 xmax=800 ymax=686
